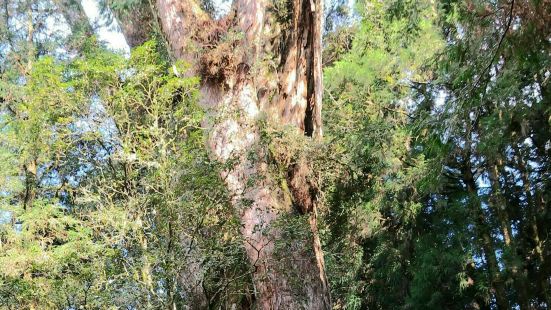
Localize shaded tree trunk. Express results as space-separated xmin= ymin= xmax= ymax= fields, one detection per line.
xmin=22 ymin=160 xmax=37 ymax=210
xmin=54 ymin=0 xmax=92 ymax=35
xmin=488 ymin=161 xmax=531 ymax=309
xmin=461 ymin=122 xmax=509 ymax=310
xmin=463 ymin=163 xmax=509 ymax=310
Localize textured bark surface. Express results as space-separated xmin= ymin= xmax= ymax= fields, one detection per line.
xmin=110 ymin=1 xmax=153 ymax=48
xmin=152 ymin=0 xmax=330 ymax=308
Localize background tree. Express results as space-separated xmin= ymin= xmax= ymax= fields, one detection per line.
xmin=321 ymin=0 xmax=551 ymax=309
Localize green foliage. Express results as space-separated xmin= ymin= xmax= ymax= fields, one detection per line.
xmin=322 ymin=0 xmax=551 ymax=308
xmin=0 ymin=39 xmax=248 ymax=309
xmin=2 ymin=0 xmax=551 ymax=309
xmin=321 ymin=1 xmax=445 ymax=307
xmin=0 ymin=200 xmax=110 ymax=308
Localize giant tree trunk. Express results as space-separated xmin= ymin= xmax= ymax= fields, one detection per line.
xmin=153 ymin=0 xmax=329 ymax=308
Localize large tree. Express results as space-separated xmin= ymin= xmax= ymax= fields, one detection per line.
xmin=110 ymin=0 xmax=330 ymax=308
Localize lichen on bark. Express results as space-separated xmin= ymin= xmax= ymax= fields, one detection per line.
xmin=118 ymin=0 xmax=331 ymax=308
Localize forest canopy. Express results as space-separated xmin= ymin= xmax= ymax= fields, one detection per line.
xmin=0 ymin=0 xmax=550 ymax=309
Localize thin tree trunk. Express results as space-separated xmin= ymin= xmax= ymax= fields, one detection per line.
xmin=463 ymin=164 xmax=509 ymax=310
xmin=513 ymin=143 xmax=551 ymax=307
xmin=488 ymin=162 xmax=531 ymax=309
xmin=22 ymin=7 xmax=37 ymax=211
xmin=23 ymin=160 xmax=37 ymax=210
xmin=488 ymin=164 xmax=513 ymax=246
xmin=462 ymin=122 xmax=509 ymax=309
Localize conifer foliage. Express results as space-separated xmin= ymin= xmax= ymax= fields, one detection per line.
xmin=1 ymin=0 xmax=550 ymax=309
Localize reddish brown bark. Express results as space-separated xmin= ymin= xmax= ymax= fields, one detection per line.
xmin=149 ymin=0 xmax=330 ymax=308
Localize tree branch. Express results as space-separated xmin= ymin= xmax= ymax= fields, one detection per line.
xmin=472 ymin=0 xmax=515 ymax=89
xmin=155 ymin=0 xmax=211 ymax=63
